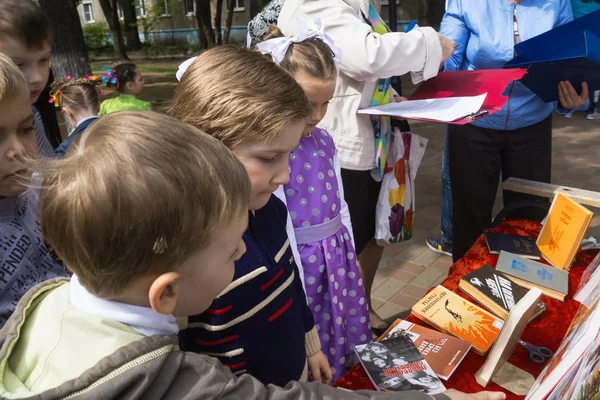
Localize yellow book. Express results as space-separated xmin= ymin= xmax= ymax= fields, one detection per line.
xmin=536 ymin=193 xmax=593 ymax=270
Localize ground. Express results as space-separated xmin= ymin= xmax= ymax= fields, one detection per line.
xmin=88 ymin=58 xmax=600 ymax=322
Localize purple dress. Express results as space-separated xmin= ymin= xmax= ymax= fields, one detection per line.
xmin=284 ymin=127 xmax=371 ymax=381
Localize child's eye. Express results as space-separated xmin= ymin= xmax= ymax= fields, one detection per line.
xmin=19 ymin=126 xmax=34 ymax=136
xmin=40 ymin=58 xmax=50 ymax=64
xmin=259 ymin=156 xmax=278 ymax=165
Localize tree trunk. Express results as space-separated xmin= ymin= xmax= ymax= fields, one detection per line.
xmin=214 ymin=0 xmax=223 ymax=45
xmin=194 ymin=0 xmax=215 ymax=49
xmin=38 ymin=0 xmax=91 ymax=79
xmin=98 ymin=0 xmax=129 ymax=59
xmin=248 ymin=0 xmax=269 ymax=18
xmin=119 ymin=0 xmax=142 ymax=50
xmin=223 ymin=0 xmax=236 ymax=44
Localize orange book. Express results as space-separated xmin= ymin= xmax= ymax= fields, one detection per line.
xmin=536 ymin=193 xmax=593 ymax=270
xmin=411 ymin=286 xmax=504 ymax=355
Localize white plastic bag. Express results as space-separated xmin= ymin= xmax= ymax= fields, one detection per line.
xmin=375 ymin=129 xmax=428 ymax=246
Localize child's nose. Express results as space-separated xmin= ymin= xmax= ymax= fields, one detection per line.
xmin=6 ymin=136 xmax=27 ymax=159
xmin=271 ymin=162 xmax=290 ymax=186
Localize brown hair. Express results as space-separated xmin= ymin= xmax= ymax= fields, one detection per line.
xmin=39 ymin=111 xmax=251 ymax=297
xmin=50 ymin=77 xmax=100 ymax=113
xmin=0 ymin=53 xmax=29 ymax=103
xmin=170 ymin=45 xmax=311 ymax=149
xmin=111 ymin=63 xmax=139 ymax=93
xmin=0 ymin=0 xmax=52 ymax=49
xmin=262 ymin=25 xmax=337 ymax=82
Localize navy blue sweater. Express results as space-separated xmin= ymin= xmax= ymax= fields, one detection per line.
xmin=55 ymin=117 xmax=98 ymax=158
xmin=180 ymin=195 xmax=315 ymax=386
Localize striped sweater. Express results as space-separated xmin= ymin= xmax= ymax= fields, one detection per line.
xmin=180 ymin=195 xmax=319 ymax=387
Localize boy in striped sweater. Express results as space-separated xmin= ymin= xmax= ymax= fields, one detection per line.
xmin=172 ymin=45 xmax=332 ymax=386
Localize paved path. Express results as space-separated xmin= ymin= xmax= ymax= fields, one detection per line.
xmin=371 ymin=112 xmax=600 ymax=321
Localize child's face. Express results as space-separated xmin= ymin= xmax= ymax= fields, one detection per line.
xmin=173 ymin=211 xmax=248 ymax=317
xmin=0 ymin=38 xmax=51 ymax=104
xmin=0 ymin=96 xmax=37 ymax=197
xmin=127 ymin=70 xmax=145 ymax=95
xmin=293 ymin=70 xmax=335 ymax=136
xmin=232 ymin=118 xmax=306 ymax=210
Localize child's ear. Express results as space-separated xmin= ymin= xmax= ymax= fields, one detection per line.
xmin=126 ymin=81 xmax=135 ymax=92
xmin=148 ymin=271 xmax=181 ymax=315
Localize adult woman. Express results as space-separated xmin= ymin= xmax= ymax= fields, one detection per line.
xmin=251 ymin=0 xmax=455 ymax=332
xmin=441 ymin=0 xmax=588 ymax=262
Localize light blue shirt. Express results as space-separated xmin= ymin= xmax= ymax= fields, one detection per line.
xmin=441 ymin=0 xmax=574 ymax=130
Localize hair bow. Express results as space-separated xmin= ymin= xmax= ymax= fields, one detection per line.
xmin=100 ymin=67 xmax=119 ymax=88
xmin=48 ymin=89 xmax=61 ymax=107
xmin=255 ymin=18 xmax=342 ymax=66
xmin=176 ymin=57 xmax=198 ymax=82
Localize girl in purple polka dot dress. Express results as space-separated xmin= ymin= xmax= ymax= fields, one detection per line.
xmin=258 ymin=22 xmax=371 ymax=381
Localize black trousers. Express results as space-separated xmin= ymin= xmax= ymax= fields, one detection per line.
xmin=448 ymin=114 xmax=553 ymax=263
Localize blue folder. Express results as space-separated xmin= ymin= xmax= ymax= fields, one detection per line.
xmin=504 ymin=9 xmax=600 ymax=103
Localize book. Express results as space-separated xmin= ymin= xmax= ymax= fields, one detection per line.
xmin=354 ymin=335 xmax=446 ymax=394
xmin=526 ymin=298 xmax=600 ymax=400
xmin=459 ymin=264 xmax=547 ymax=321
xmin=574 ymin=251 xmax=600 ymax=308
xmin=411 ymin=285 xmax=504 ymax=355
xmin=536 ymin=192 xmax=593 ymax=270
xmin=379 ymin=319 xmax=472 ymax=380
xmin=567 ymin=334 xmax=600 ymax=400
xmin=496 ymin=251 xmax=569 ymax=301
xmin=475 ymin=287 xmax=543 ymax=387
xmin=484 ymin=232 xmax=541 ymax=260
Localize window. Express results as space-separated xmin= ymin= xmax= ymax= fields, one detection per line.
xmin=117 ymin=4 xmax=124 ymax=19
xmin=81 ymin=2 xmax=95 ymax=24
xmin=158 ymin=0 xmax=170 ymax=16
xmin=135 ymin=0 xmax=146 ymax=17
xmin=184 ymin=0 xmax=195 ymax=15
xmin=234 ymin=0 xmax=244 ymax=11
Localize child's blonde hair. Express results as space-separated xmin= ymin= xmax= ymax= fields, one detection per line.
xmin=50 ymin=77 xmax=100 ymax=113
xmin=170 ymin=45 xmax=311 ymax=149
xmin=0 ymin=53 xmax=29 ymax=103
xmin=39 ymin=111 xmax=250 ymax=297
xmin=262 ymin=25 xmax=337 ymax=82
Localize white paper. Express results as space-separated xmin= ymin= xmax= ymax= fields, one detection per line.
xmin=358 ymin=93 xmax=487 ymax=122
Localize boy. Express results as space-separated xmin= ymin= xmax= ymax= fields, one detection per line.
xmin=0 ymin=0 xmax=58 ymax=157
xmin=0 ymin=110 xmax=500 ymax=400
xmin=172 ymin=46 xmax=333 ymax=386
xmin=0 ymin=53 xmax=66 ymax=326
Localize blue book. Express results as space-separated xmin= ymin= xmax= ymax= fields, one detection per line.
xmin=496 ymin=251 xmax=569 ymax=301
xmin=503 ymin=9 xmax=600 ymax=102
xmin=484 ymin=232 xmax=541 ymax=260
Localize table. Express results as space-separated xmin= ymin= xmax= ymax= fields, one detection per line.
xmin=334 ymin=219 xmax=598 ymax=399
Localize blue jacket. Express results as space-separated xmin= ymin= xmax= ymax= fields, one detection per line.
xmin=441 ymin=0 xmax=573 ymax=130
xmin=55 ymin=116 xmax=98 ymax=158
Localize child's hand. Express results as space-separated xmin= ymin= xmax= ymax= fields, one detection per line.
xmin=307 ymin=351 xmax=332 ymax=384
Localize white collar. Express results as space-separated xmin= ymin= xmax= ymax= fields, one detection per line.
xmin=75 ymin=115 xmax=98 ymax=129
xmin=69 ymin=275 xmax=179 ymax=337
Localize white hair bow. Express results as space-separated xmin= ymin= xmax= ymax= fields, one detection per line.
xmin=176 ymin=56 xmax=197 ymax=82
xmin=255 ymin=18 xmax=342 ymax=66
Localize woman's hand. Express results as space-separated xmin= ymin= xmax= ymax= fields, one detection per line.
xmin=307 ymin=351 xmax=332 ymax=384
xmin=558 ymin=81 xmax=589 ymax=109
xmin=444 ymin=389 xmax=507 ymax=400
xmin=438 ymin=33 xmax=456 ymax=63
xmin=393 ymin=96 xmax=408 ymax=102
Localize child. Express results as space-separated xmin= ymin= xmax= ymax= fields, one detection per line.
xmin=258 ymin=24 xmax=371 ymax=380
xmin=0 ymin=53 xmax=67 ymax=327
xmin=49 ymin=76 xmax=100 ymax=157
xmin=0 ymin=0 xmax=56 ymax=158
xmin=98 ymin=63 xmax=151 ymax=116
xmin=171 ymin=45 xmax=333 ymax=386
xmin=0 ymin=111 xmax=495 ymax=400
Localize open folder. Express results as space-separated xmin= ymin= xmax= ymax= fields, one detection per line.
xmin=357 ymin=69 xmax=526 ymax=125
xmin=504 ymin=9 xmax=600 ymax=103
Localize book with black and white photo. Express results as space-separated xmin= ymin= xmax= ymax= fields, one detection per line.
xmin=459 ymin=264 xmax=547 ymax=321
xmin=354 ymin=335 xmax=446 ymax=394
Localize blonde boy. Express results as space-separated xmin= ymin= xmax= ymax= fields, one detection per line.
xmin=0 ymin=111 xmax=465 ymax=400
xmin=172 ymin=45 xmax=334 ymax=386
xmin=0 ymin=53 xmax=66 ymax=327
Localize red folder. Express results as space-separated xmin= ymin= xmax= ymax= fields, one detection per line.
xmin=407 ymin=68 xmax=527 ymax=125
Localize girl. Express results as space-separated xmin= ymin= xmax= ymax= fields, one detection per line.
xmin=258 ymin=23 xmax=371 ymax=380
xmin=49 ymin=76 xmax=100 ymax=157
xmin=98 ymin=63 xmax=151 ymax=116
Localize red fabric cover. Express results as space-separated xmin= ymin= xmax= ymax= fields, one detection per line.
xmin=334 ymin=220 xmax=598 ymax=399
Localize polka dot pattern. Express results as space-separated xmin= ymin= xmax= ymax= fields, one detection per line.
xmin=282 ymin=128 xmax=371 ymax=381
